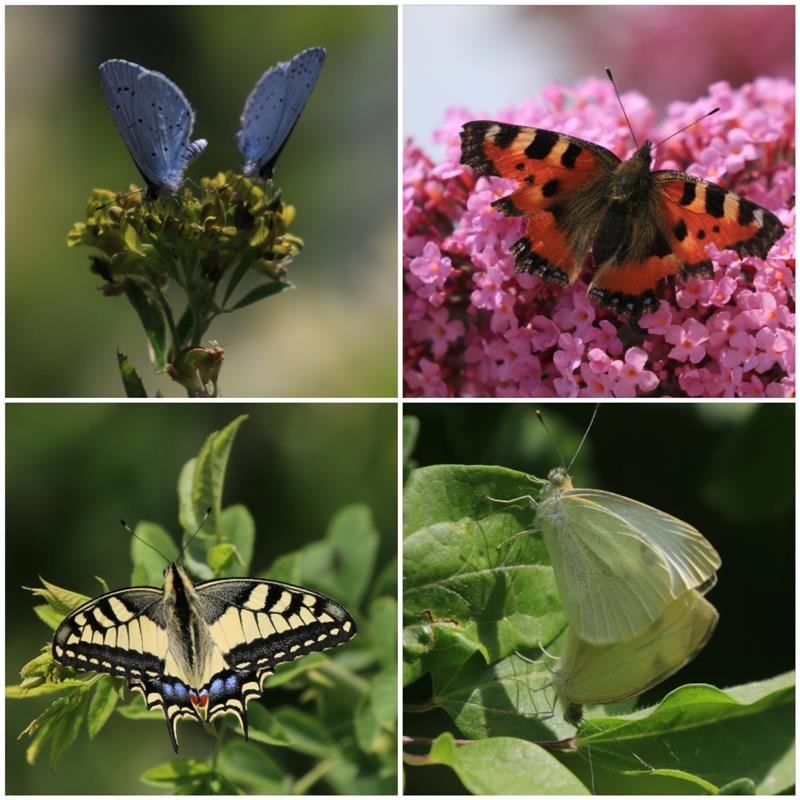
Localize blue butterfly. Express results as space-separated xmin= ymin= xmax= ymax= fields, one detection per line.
xmin=236 ymin=47 xmax=326 ymax=180
xmin=99 ymin=59 xmax=207 ymax=199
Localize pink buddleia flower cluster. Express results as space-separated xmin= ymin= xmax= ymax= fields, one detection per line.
xmin=403 ymin=77 xmax=795 ymax=397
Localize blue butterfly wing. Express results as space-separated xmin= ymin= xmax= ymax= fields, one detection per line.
xmin=99 ymin=59 xmax=207 ymax=198
xmin=236 ymin=47 xmax=326 ymax=179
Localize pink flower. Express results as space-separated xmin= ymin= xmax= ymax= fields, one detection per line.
xmin=666 ymin=319 xmax=710 ymax=363
xmin=403 ymin=75 xmax=795 ymax=397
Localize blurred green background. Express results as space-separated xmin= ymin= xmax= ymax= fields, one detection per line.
xmin=6 ymin=6 xmax=397 ymax=397
xmin=6 ymin=402 xmax=397 ymax=793
xmin=403 ymin=401 xmax=794 ymax=795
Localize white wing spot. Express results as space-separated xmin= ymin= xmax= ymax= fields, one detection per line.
xmin=244 ymin=584 xmax=270 ymax=610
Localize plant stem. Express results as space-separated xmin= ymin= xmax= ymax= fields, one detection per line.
xmin=293 ymin=756 xmax=334 ymax=795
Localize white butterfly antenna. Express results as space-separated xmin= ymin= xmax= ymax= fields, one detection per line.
xmin=565 ymin=403 xmax=600 ymax=474
xmin=535 ymin=409 xmax=566 ymax=469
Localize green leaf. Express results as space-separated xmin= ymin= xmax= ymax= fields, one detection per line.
xmin=216 ymin=741 xmax=291 ymax=793
xmin=354 ymin=692 xmax=382 ymax=753
xmin=129 ymin=521 xmax=178 ymax=586
xmin=116 ymin=350 xmax=147 ymax=397
xmin=431 ymin=650 xmax=571 ymax=742
xmin=242 ymin=703 xmax=292 ymax=746
xmin=27 ymin=578 xmax=90 ymax=617
xmin=48 ymin=691 xmax=89 ymax=768
xmin=218 ymin=504 xmax=255 ymax=575
xmin=370 ymin=668 xmax=397 ymax=731
xmin=33 ymin=604 xmax=65 ymax=630
xmin=421 ymin=732 xmax=589 ymax=795
xmin=123 ymin=280 xmax=167 ymax=371
xmin=207 ymin=543 xmax=239 ymax=575
xmin=86 ymin=675 xmax=119 ymax=738
xmin=403 ymin=465 xmax=562 ymax=683
xmin=369 ymin=596 xmax=397 ymax=669
xmin=222 ymin=252 xmax=256 ymax=305
xmin=264 ymin=652 xmax=327 ymax=688
xmin=7 ymin=679 xmax=88 ymax=698
xmin=231 ymin=280 xmax=292 ymax=310
xmin=272 ymin=706 xmax=336 ymax=758
xmin=265 ymin=503 xmax=378 ymax=610
xmin=185 ymin=415 xmax=248 ymax=534
xmin=140 ymin=759 xmax=212 ymax=790
xmin=574 ymin=674 xmax=795 ymax=795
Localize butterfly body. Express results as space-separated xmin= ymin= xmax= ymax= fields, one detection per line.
xmin=52 ymin=563 xmax=356 ymax=751
xmin=460 ymin=120 xmax=785 ymax=318
xmin=99 ymin=60 xmax=207 ymax=199
xmin=535 ymin=466 xmax=720 ymax=645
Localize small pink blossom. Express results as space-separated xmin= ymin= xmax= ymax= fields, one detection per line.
xmin=666 ymin=319 xmax=710 ymax=363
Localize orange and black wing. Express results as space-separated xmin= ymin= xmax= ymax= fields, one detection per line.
xmin=654 ymin=171 xmax=785 ymax=272
xmin=460 ymin=121 xmax=619 ymax=286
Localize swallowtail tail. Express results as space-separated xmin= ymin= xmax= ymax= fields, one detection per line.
xmin=52 ymin=563 xmax=357 ymax=751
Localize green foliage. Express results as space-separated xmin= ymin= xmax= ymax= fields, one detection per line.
xmin=8 ymin=416 xmax=396 ymax=794
xmin=403 ymin=462 xmax=795 ymax=794
xmin=67 ymin=174 xmax=303 ymax=396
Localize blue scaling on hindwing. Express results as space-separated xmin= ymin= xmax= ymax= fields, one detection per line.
xmin=98 ymin=59 xmax=208 ymax=199
xmin=236 ymin=47 xmax=326 ymax=179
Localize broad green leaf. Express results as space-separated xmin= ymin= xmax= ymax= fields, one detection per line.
xmin=574 ymin=674 xmax=795 ymax=795
xmin=177 ymin=457 xmax=198 ymax=535
xmin=116 ymin=350 xmax=147 ymax=397
xmin=242 ymin=703 xmax=292 ymax=746
xmin=324 ymin=741 xmax=398 ymax=795
xmin=403 ymin=465 xmax=563 ymax=681
xmin=187 ymin=415 xmax=248 ymax=532
xmin=421 ymin=732 xmax=588 ymax=795
xmin=371 ymin=556 xmax=397 ymax=601
xmin=218 ymin=503 xmax=255 ymax=574
xmin=130 ymin=521 xmax=178 ymax=586
xmin=216 ymin=741 xmax=291 ymax=793
xmin=86 ymin=676 xmax=119 ymax=738
xmin=140 ymin=759 xmax=212 ymax=789
xmin=272 ymin=706 xmax=336 ymax=758
xmin=265 ymin=503 xmax=378 ymax=610
xmin=123 ymin=280 xmax=166 ymax=370
xmin=431 ymin=650 xmax=570 ymax=742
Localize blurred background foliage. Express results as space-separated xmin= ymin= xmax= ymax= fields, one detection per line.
xmin=7 ymin=403 xmax=397 ymax=793
xmin=405 ymin=5 xmax=793 ymax=148
xmin=403 ymin=401 xmax=794 ymax=795
xmin=7 ymin=6 xmax=397 ymax=397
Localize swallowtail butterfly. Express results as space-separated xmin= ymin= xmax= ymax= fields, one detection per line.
xmin=52 ymin=562 xmax=356 ymax=751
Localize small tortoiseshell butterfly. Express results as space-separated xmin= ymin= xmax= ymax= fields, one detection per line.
xmin=460 ymin=83 xmax=785 ymax=319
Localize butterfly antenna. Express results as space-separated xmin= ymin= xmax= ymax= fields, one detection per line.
xmin=179 ymin=507 xmax=213 ymax=558
xmin=120 ymin=519 xmax=172 ymax=564
xmin=566 ymin=403 xmax=599 ymax=473
xmin=535 ymin=410 xmax=566 ymax=469
xmin=94 ymin=186 xmax=147 ymax=212
xmin=605 ymin=68 xmax=639 ymax=149
xmin=652 ymin=107 xmax=720 ymax=152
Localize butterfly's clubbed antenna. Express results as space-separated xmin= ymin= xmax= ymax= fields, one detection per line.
xmin=605 ymin=68 xmax=639 ymax=149
xmin=120 ymin=519 xmax=173 ymax=565
xmin=566 ymin=403 xmax=599 ymax=473
xmin=180 ymin=507 xmax=212 ymax=558
xmin=652 ymin=106 xmax=720 ymax=152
